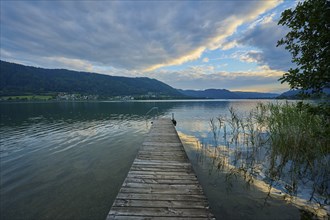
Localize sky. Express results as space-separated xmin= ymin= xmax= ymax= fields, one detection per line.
xmin=0 ymin=0 xmax=299 ymax=93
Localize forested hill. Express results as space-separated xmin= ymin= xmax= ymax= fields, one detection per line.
xmin=0 ymin=61 xmax=182 ymax=98
xmin=178 ymin=89 xmax=279 ymax=99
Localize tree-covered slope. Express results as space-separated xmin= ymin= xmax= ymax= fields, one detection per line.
xmin=178 ymin=89 xmax=278 ymax=99
xmin=0 ymin=61 xmax=182 ymax=97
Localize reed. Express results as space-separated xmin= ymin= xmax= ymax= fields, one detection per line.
xmin=265 ymin=102 xmax=329 ymax=204
xmin=205 ymin=101 xmax=329 ymax=212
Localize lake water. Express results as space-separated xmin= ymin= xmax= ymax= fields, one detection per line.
xmin=0 ymin=100 xmax=307 ymax=219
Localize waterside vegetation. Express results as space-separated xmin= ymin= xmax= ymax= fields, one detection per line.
xmin=197 ymin=102 xmax=329 ymax=218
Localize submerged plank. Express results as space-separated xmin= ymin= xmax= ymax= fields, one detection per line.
xmin=106 ymin=119 xmax=214 ymax=220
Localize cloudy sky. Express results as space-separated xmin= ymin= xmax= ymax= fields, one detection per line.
xmin=1 ymin=1 xmax=298 ymax=93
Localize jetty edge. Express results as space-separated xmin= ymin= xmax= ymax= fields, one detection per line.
xmin=106 ymin=118 xmax=215 ymax=219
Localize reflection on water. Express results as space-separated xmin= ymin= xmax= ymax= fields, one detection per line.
xmin=175 ymin=102 xmax=329 ymax=219
xmin=0 ymin=102 xmax=158 ymax=220
xmin=1 ymin=100 xmax=323 ymax=220
xmin=180 ymin=132 xmax=303 ymax=220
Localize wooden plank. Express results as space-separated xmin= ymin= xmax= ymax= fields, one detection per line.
xmin=133 ymin=159 xmax=191 ymax=166
xmin=122 ymin=182 xmax=202 ymax=190
xmin=139 ymin=147 xmax=185 ymax=152
xmin=124 ymin=178 xmax=199 ymax=185
xmin=130 ymin=167 xmax=192 ymax=173
xmin=130 ymin=168 xmax=192 ymax=173
xmin=108 ymin=216 xmax=212 ymax=220
xmin=108 ymin=207 xmax=213 ymax=218
xmin=132 ymin=161 xmax=190 ymax=166
xmin=143 ymin=139 xmax=181 ymax=143
xmin=140 ymin=147 xmax=184 ymax=152
xmin=136 ymin=156 xmax=187 ymax=161
xmin=146 ymin=133 xmax=178 ymax=136
xmin=136 ymin=157 xmax=187 ymax=161
xmin=131 ymin=163 xmax=191 ymax=169
xmin=126 ymin=174 xmax=198 ymax=180
xmin=138 ymin=151 xmax=186 ymax=156
xmin=116 ymin=193 xmax=206 ymax=201
xmin=142 ymin=142 xmax=183 ymax=147
xmin=113 ymin=199 xmax=208 ymax=209
xmin=119 ymin=187 xmax=204 ymax=195
xmin=140 ymin=146 xmax=185 ymax=150
xmin=128 ymin=171 xmax=195 ymax=176
xmin=137 ymin=155 xmax=187 ymax=160
xmin=106 ymin=118 xmax=214 ymax=220
xmin=131 ymin=163 xmax=189 ymax=167
xmin=137 ymin=154 xmax=186 ymax=159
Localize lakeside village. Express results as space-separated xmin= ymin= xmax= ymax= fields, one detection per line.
xmin=0 ymin=92 xmax=163 ymax=102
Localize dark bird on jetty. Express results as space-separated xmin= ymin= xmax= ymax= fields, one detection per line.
xmin=172 ymin=119 xmax=177 ymax=126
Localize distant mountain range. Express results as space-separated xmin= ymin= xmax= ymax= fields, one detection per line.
xmin=277 ymin=88 xmax=330 ymax=99
xmin=4 ymin=60 xmax=322 ymax=100
xmin=178 ymin=89 xmax=278 ymax=99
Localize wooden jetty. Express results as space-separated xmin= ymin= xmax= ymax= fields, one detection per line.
xmin=106 ymin=118 xmax=215 ymax=220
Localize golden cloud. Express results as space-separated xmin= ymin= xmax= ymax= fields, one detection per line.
xmin=144 ymin=1 xmax=282 ymax=72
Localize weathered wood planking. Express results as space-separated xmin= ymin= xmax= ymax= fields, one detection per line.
xmin=107 ymin=119 xmax=215 ymax=220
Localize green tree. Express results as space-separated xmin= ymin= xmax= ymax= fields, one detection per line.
xmin=277 ymin=0 xmax=330 ymax=93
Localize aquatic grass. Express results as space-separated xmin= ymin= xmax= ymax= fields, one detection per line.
xmin=267 ymin=102 xmax=329 ymax=160
xmin=265 ymin=102 xmax=329 ymax=205
xmin=204 ymin=102 xmax=329 ymax=217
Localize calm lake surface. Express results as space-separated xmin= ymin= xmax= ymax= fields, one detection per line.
xmin=0 ymin=100 xmax=303 ymax=219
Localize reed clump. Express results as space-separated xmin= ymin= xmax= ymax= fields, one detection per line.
xmin=265 ymin=102 xmax=329 ymax=203
xmin=206 ymin=101 xmax=329 ymax=212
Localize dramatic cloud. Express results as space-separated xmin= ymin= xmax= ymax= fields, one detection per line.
xmin=236 ymin=14 xmax=293 ymax=71
xmin=1 ymin=1 xmax=281 ymax=71
xmin=1 ymin=0 xmax=295 ymax=92
xmin=144 ymin=65 xmax=287 ymax=93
